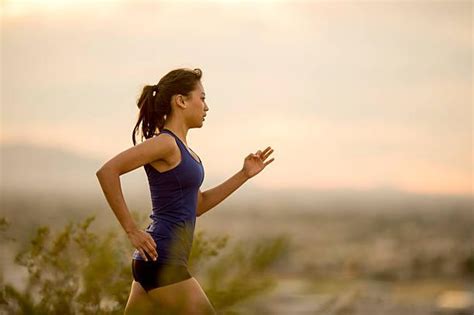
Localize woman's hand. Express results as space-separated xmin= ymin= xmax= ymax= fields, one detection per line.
xmin=127 ymin=229 xmax=158 ymax=261
xmin=242 ymin=146 xmax=275 ymax=179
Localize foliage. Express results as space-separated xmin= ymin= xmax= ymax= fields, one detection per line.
xmin=0 ymin=214 xmax=290 ymax=314
xmin=201 ymin=234 xmax=291 ymax=312
xmin=1 ymin=215 xmax=131 ymax=314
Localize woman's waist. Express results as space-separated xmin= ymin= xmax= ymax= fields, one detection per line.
xmin=145 ymin=216 xmax=195 ymax=237
xmin=149 ymin=206 xmax=197 ymax=220
xmin=148 ymin=213 xmax=195 ymax=226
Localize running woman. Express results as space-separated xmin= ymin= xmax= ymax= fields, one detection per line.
xmin=96 ymin=68 xmax=275 ymax=314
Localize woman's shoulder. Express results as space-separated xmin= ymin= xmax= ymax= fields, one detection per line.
xmin=133 ymin=132 xmax=179 ymax=166
xmin=147 ymin=132 xmax=178 ymax=152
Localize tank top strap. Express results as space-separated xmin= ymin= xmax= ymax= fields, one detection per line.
xmin=161 ymin=129 xmax=192 ymax=159
xmin=161 ymin=128 xmax=183 ymax=147
xmin=161 ymin=128 xmax=202 ymax=165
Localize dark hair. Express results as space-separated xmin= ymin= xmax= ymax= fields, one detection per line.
xmin=132 ymin=67 xmax=203 ymax=145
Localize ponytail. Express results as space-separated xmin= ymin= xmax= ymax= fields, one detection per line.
xmin=132 ymin=68 xmax=202 ymax=146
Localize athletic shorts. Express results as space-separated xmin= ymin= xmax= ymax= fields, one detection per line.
xmin=131 ymin=259 xmax=192 ymax=292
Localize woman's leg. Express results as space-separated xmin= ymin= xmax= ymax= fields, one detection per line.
xmin=124 ymin=280 xmax=154 ymax=315
xmin=147 ymin=277 xmax=216 ymax=315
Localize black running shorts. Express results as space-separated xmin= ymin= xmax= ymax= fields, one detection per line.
xmin=131 ymin=259 xmax=192 ymax=292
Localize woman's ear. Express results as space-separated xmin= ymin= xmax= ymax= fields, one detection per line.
xmin=172 ymin=94 xmax=186 ymax=109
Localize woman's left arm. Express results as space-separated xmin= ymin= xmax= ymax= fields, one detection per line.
xmin=196 ymin=146 xmax=275 ymax=217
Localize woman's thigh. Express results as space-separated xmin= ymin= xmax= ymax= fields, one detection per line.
xmin=147 ymin=276 xmax=216 ymax=315
xmin=124 ymin=280 xmax=154 ymax=315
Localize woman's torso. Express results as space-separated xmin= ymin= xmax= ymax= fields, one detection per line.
xmin=132 ymin=128 xmax=205 ymax=266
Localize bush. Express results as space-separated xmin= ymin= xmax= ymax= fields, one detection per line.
xmin=0 ymin=214 xmax=291 ymax=314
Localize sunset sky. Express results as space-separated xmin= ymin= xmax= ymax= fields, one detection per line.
xmin=2 ymin=0 xmax=472 ymax=196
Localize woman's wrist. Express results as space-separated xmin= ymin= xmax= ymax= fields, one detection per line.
xmin=238 ymin=169 xmax=250 ymax=181
xmin=125 ymin=225 xmax=139 ymax=234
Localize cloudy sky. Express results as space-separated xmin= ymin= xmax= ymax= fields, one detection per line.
xmin=2 ymin=0 xmax=472 ymax=196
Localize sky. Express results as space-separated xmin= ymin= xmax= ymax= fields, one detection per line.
xmin=2 ymin=0 xmax=472 ymax=196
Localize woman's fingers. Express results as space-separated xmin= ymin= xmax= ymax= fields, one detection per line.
xmin=264 ymin=158 xmax=275 ymax=166
xmin=264 ymin=149 xmax=273 ymax=160
xmin=260 ymin=147 xmax=273 ymax=161
xmin=255 ymin=147 xmax=271 ymax=157
xmin=143 ymin=239 xmax=158 ymax=261
xmin=138 ymin=248 xmax=148 ymax=261
xmin=139 ymin=243 xmax=156 ymax=261
xmin=148 ymin=235 xmax=157 ymax=248
xmin=128 ymin=230 xmax=159 ymax=261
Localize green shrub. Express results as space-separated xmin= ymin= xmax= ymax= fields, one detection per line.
xmin=0 ymin=214 xmax=290 ymax=314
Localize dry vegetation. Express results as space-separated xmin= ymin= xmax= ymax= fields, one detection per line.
xmin=1 ymin=192 xmax=473 ymax=314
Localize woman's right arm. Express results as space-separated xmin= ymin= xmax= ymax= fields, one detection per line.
xmin=95 ymin=134 xmax=176 ymax=261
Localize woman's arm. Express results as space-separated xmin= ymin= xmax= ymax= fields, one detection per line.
xmin=197 ymin=146 xmax=275 ymax=217
xmin=95 ymin=134 xmax=176 ymax=261
xmin=96 ymin=167 xmax=160 ymax=261
xmin=96 ymin=167 xmax=140 ymax=233
xmin=96 ymin=134 xmax=175 ymax=233
xmin=197 ymin=170 xmax=249 ymax=217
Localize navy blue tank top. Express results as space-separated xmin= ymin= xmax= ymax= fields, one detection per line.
xmin=132 ymin=128 xmax=204 ymax=266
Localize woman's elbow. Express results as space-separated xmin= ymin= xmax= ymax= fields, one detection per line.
xmin=96 ymin=164 xmax=115 ymax=177
xmin=96 ymin=168 xmax=108 ymax=180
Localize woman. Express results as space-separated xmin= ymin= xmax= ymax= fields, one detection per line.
xmin=96 ymin=68 xmax=275 ymax=314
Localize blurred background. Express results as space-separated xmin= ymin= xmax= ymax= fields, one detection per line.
xmin=1 ymin=0 xmax=473 ymax=314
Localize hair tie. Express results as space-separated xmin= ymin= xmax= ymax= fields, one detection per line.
xmin=151 ymin=85 xmax=159 ymax=96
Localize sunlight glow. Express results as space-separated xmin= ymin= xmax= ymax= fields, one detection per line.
xmin=2 ymin=0 xmax=123 ymax=17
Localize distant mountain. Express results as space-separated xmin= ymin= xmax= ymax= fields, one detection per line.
xmin=1 ymin=143 xmax=472 ymax=214
xmin=0 ymin=142 xmax=148 ymax=198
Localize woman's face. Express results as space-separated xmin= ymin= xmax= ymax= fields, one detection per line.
xmin=185 ymin=81 xmax=208 ymax=127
